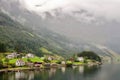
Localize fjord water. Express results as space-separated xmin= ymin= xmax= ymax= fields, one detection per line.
xmin=0 ymin=64 xmax=120 ymax=80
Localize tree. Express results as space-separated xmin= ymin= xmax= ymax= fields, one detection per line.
xmin=72 ymin=54 xmax=78 ymax=61
xmin=77 ymin=51 xmax=101 ymax=62
xmin=0 ymin=59 xmax=3 ymax=69
xmin=4 ymin=58 xmax=9 ymax=65
xmin=0 ymin=42 xmax=7 ymax=52
xmin=27 ymin=58 xmax=32 ymax=62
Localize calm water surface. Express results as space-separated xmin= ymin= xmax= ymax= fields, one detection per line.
xmin=0 ymin=64 xmax=120 ymax=80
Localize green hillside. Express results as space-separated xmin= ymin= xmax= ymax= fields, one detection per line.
xmin=0 ymin=11 xmax=77 ymax=57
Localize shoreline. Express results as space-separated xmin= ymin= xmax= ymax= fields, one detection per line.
xmin=0 ymin=67 xmax=34 ymax=73
xmin=0 ymin=63 xmax=101 ymax=73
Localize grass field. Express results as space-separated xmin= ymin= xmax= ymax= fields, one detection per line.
xmin=2 ymin=56 xmax=44 ymax=65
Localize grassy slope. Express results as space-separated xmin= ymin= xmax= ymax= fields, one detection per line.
xmin=0 ymin=10 xmax=78 ymax=57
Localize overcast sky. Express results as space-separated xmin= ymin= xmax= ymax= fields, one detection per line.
xmin=19 ymin=0 xmax=120 ymax=22
xmin=18 ymin=0 xmax=120 ymax=44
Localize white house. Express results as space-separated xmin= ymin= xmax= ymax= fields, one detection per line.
xmin=48 ymin=56 xmax=52 ymax=61
xmin=16 ymin=59 xmax=25 ymax=66
xmin=26 ymin=53 xmax=34 ymax=58
xmin=6 ymin=55 xmax=14 ymax=59
xmin=6 ymin=52 xmax=18 ymax=59
xmin=77 ymin=57 xmax=84 ymax=62
xmin=61 ymin=61 xmax=66 ymax=65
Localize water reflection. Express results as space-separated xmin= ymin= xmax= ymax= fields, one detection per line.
xmin=61 ymin=67 xmax=66 ymax=73
xmin=7 ymin=73 xmax=15 ymax=80
xmin=28 ymin=71 xmax=34 ymax=80
xmin=83 ymin=65 xmax=101 ymax=77
xmin=72 ymin=66 xmax=77 ymax=70
xmin=14 ymin=71 xmax=35 ymax=80
xmin=0 ymin=65 xmax=101 ymax=80
xmin=49 ymin=68 xmax=57 ymax=77
xmin=79 ymin=66 xmax=84 ymax=74
xmin=15 ymin=72 xmax=26 ymax=80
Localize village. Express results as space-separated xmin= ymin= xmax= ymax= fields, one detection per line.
xmin=4 ymin=52 xmax=63 ymax=68
xmin=4 ymin=52 xmax=84 ymax=68
xmin=2 ymin=51 xmax=101 ymax=68
xmin=0 ymin=51 xmax=102 ymax=72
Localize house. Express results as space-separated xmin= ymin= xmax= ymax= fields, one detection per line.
xmin=26 ymin=53 xmax=34 ymax=58
xmin=22 ymin=57 xmax=25 ymax=59
xmin=51 ymin=63 xmax=58 ymax=67
xmin=77 ymin=57 xmax=84 ymax=62
xmin=44 ymin=55 xmax=54 ymax=61
xmin=6 ymin=52 xmax=18 ymax=59
xmin=6 ymin=55 xmax=14 ymax=59
xmin=27 ymin=62 xmax=34 ymax=68
xmin=61 ymin=61 xmax=66 ymax=65
xmin=48 ymin=56 xmax=53 ymax=61
xmin=34 ymin=62 xmax=42 ymax=67
xmin=44 ymin=63 xmax=51 ymax=68
xmin=69 ymin=58 xmax=74 ymax=62
xmin=16 ymin=59 xmax=25 ymax=66
xmin=61 ymin=61 xmax=66 ymax=67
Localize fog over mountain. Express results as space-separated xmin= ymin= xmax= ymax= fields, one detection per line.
xmin=1 ymin=0 xmax=120 ymax=53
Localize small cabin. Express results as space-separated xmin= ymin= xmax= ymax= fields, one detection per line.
xmin=77 ymin=57 xmax=84 ymax=62
xmin=27 ymin=62 xmax=34 ymax=68
xmin=16 ymin=59 xmax=25 ymax=66
xmin=6 ymin=52 xmax=18 ymax=59
xmin=61 ymin=61 xmax=66 ymax=65
xmin=26 ymin=53 xmax=35 ymax=58
xmin=34 ymin=62 xmax=42 ymax=67
xmin=48 ymin=56 xmax=53 ymax=61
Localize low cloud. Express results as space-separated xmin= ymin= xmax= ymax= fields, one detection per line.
xmin=19 ymin=0 xmax=120 ymax=22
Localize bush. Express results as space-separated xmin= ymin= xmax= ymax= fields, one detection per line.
xmin=77 ymin=51 xmax=101 ymax=62
xmin=0 ymin=60 xmax=3 ymax=69
xmin=9 ymin=63 xmax=15 ymax=68
xmin=44 ymin=59 xmax=50 ymax=63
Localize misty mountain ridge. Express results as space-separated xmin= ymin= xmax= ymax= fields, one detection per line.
xmin=0 ymin=10 xmax=81 ymax=57
xmin=0 ymin=0 xmax=120 ymax=59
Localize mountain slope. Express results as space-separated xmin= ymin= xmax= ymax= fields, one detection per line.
xmin=0 ymin=10 xmax=79 ymax=57
xmin=1 ymin=0 xmax=120 ymax=60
